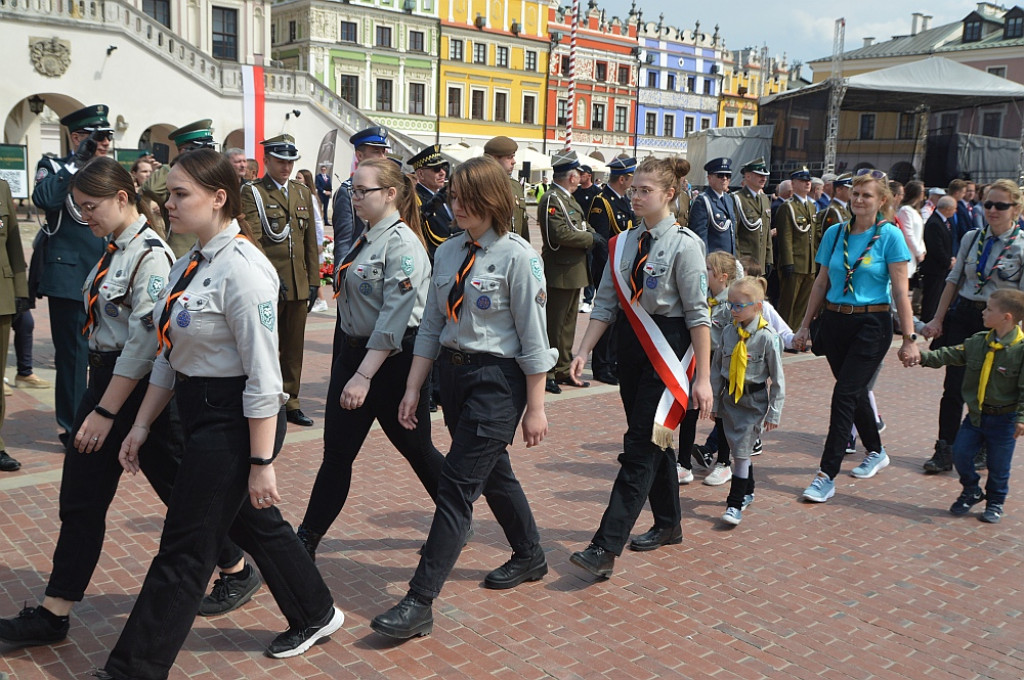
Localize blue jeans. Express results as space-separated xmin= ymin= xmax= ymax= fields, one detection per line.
xmin=952 ymin=412 xmax=1016 ymax=505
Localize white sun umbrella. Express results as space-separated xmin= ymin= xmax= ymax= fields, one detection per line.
xmin=515 ymin=147 xmax=552 ymax=172
xmin=440 ymin=143 xmax=484 ymax=165
xmin=573 ymin=151 xmax=609 ymax=174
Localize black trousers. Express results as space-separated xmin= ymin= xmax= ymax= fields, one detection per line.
xmin=817 ymin=310 xmax=892 ymax=479
xmin=410 ymin=354 xmax=540 ymax=599
xmin=12 ymin=309 xmax=34 ymax=376
xmin=105 ymin=377 xmax=333 ymax=680
xmin=592 ymin=317 xmax=687 ymax=555
xmin=919 ymin=273 xmax=946 ymax=323
xmin=48 ymin=297 xmax=89 ymax=434
xmin=932 ymin=299 xmax=985 ymax=443
xmin=302 ymin=330 xmax=445 ymax=535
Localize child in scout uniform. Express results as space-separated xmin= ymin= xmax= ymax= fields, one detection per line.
xmin=911 ymin=288 xmax=1024 ymax=524
xmin=711 ymin=276 xmax=785 ymax=526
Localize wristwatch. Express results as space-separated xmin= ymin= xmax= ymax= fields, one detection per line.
xmin=903 ymin=333 xmax=917 ymax=342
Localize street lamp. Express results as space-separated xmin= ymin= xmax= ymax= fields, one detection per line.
xmin=27 ymin=95 xmax=46 ymax=115
xmin=542 ymin=31 xmax=563 ymax=154
xmin=632 ymin=45 xmax=645 ymax=156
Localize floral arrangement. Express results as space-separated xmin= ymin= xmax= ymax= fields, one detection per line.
xmin=319 ymin=235 xmax=335 ymax=286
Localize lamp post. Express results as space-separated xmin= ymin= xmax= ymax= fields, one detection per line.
xmin=541 ymin=31 xmax=563 ymax=154
xmin=632 ymin=10 xmax=643 ymax=157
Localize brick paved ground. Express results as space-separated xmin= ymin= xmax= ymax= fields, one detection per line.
xmin=1 ymin=222 xmax=1022 ymax=679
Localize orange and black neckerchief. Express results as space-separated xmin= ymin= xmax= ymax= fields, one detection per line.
xmin=446 ymin=240 xmax=481 ymax=322
xmin=156 ymin=250 xmax=204 ymax=358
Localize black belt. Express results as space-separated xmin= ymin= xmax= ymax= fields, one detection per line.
xmin=175 ymin=372 xmax=246 ymax=385
xmin=441 ymin=348 xmax=515 ymax=367
xmin=342 ymin=326 xmax=417 ymax=349
xmin=980 ymin=403 xmax=1016 ymax=415
xmin=745 ymin=382 xmax=767 ymax=394
xmin=957 ymin=296 xmax=987 ymax=311
xmin=825 ymin=303 xmax=891 ymax=314
xmin=89 ymin=351 xmax=121 ymax=367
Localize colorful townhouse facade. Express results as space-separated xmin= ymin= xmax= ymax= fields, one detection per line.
xmin=718 ymin=46 xmax=788 ymax=128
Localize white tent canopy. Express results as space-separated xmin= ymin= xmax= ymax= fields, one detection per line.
xmin=515 ymin=147 xmax=552 ymax=172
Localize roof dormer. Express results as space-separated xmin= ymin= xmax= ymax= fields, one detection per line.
xmin=1004 ymin=6 xmax=1024 ymax=39
xmin=963 ymin=11 xmax=984 ymax=42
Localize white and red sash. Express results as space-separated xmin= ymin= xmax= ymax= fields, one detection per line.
xmin=609 ymin=230 xmax=696 ymax=449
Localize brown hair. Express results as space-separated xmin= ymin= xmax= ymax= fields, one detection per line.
xmin=730 ymin=275 xmax=768 ymax=302
xmin=130 ymin=157 xmax=153 ymax=175
xmin=948 ymin=178 xmax=968 ymax=195
xmin=72 ymin=156 xmax=156 ymax=227
xmin=989 ymin=288 xmax=1024 ymax=323
xmin=635 ymin=156 xmax=690 ymax=199
xmin=296 ymin=168 xmax=315 ymax=193
xmin=448 ymin=156 xmax=514 ymax=236
xmin=738 ymin=255 xmax=763 ymax=278
xmin=172 ymin=149 xmax=257 ymax=241
xmin=357 ymin=159 xmax=426 ymax=247
xmin=707 ymin=251 xmax=739 ymax=284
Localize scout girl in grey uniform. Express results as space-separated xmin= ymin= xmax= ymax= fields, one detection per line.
xmin=711 ymin=276 xmax=785 ymax=526
xmin=371 ymin=156 xmax=555 ymax=640
xmin=99 ymin=151 xmax=342 ymax=680
xmin=0 ymin=158 xmax=185 ymax=647
xmin=568 ymin=156 xmax=713 ymax=579
xmin=296 ymin=159 xmax=445 ymax=560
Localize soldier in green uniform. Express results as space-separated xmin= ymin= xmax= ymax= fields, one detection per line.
xmin=732 ymin=157 xmax=773 ymax=273
xmin=240 ymin=134 xmax=320 ymax=426
xmin=777 ymin=167 xmax=819 ymax=329
xmin=410 ymin=145 xmax=457 ymax=258
xmin=484 ymin=136 xmax=530 ymax=242
xmin=818 ymin=172 xmax=853 ymax=236
xmin=142 ymin=120 xmax=218 ymax=257
xmin=0 ymin=177 xmax=28 ymax=471
xmin=538 ymin=149 xmax=601 ymax=394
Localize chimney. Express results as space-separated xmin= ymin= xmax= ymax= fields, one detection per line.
xmin=921 ymin=15 xmax=932 ymax=31
xmin=911 ymin=12 xmax=922 ymax=35
xmin=863 ymin=36 xmax=875 ymax=47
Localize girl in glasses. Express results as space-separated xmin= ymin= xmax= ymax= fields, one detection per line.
xmin=711 ymin=276 xmax=785 ymax=525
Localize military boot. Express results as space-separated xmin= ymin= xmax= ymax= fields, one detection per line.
xmin=923 ymin=439 xmax=953 ymax=474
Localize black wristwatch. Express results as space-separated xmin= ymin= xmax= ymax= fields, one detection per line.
xmin=249 ymin=456 xmax=274 ymax=466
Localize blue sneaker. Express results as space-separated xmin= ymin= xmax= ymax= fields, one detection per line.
xmin=851 ymin=449 xmax=889 ymax=479
xmin=742 ymin=493 xmax=754 ymax=509
xmin=722 ymin=507 xmax=742 ymax=525
xmin=980 ymin=503 xmax=1003 ymax=524
xmin=802 ymin=472 xmax=835 ymax=503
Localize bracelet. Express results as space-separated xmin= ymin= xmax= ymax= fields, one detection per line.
xmin=355 ymin=370 xmax=373 ymax=381
xmin=249 ymin=456 xmax=274 ymax=466
xmin=93 ymin=405 xmax=118 ymax=419
xmin=132 ymin=423 xmax=149 ymax=432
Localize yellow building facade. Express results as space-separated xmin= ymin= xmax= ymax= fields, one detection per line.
xmin=718 ymin=48 xmax=788 ymax=128
xmin=437 ymin=0 xmax=551 ymax=145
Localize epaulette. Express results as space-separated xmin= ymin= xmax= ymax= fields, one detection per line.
xmin=144 ymin=238 xmax=163 ymax=248
xmin=506 ymin=232 xmax=531 ymax=249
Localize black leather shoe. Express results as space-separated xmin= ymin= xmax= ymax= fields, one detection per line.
xmin=556 ymin=377 xmax=590 ymax=388
xmin=628 ymin=525 xmax=683 ymax=552
xmin=593 ymin=372 xmax=618 ymax=385
xmin=286 ymin=409 xmax=314 ymax=426
xmin=371 ymin=595 xmax=433 ymax=639
xmin=483 ymin=547 xmax=548 ymax=589
xmin=0 ymin=451 xmax=21 ymax=472
xmin=569 ymin=544 xmax=615 ymax=579
xmin=545 ymin=378 xmax=562 ymax=394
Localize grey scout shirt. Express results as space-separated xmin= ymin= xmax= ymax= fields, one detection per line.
xmin=337 ymin=210 xmax=431 ymax=351
xmin=946 ymin=225 xmax=1024 ymax=301
xmin=711 ymin=317 xmax=785 ymax=424
xmin=150 ymin=221 xmax=287 ymax=418
xmin=592 ymin=214 xmax=711 ymax=330
xmin=414 ymin=228 xmax=557 ymax=376
xmin=81 ymin=215 xmax=174 ymax=380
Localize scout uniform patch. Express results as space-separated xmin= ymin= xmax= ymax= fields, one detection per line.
xmin=399 ymin=277 xmax=413 ymax=294
xmin=147 ymin=275 xmax=165 ymax=302
xmin=530 ymin=258 xmax=543 ymax=282
xmin=258 ymin=301 xmax=276 ymax=331
xmin=401 ymin=255 xmax=415 ymax=276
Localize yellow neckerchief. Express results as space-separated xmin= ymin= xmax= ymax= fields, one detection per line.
xmin=729 ymin=314 xmax=769 ymax=402
xmin=978 ymin=325 xmax=1024 ymax=405
xmin=708 ymin=297 xmax=719 ymax=307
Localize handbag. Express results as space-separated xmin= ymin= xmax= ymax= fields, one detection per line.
xmin=808 ymin=307 xmax=826 ymax=356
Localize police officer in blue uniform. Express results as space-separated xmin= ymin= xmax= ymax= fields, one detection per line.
xmin=31 ymin=105 xmax=111 ymax=445
xmin=410 ymin=145 xmax=457 ymax=258
xmin=333 ymin=126 xmax=390 ymax=257
xmin=689 ymin=157 xmax=737 ymax=255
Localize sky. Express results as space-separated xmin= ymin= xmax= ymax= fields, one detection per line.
xmin=598 ymin=1 xmax=976 ymax=76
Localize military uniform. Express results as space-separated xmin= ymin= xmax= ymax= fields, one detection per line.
xmin=733 ymin=158 xmax=774 ymax=272
xmin=31 ymin=105 xmax=110 ymax=436
xmin=819 ymin=198 xmax=851 ymax=235
xmin=510 ymin=176 xmax=530 ymax=241
xmin=0 ymin=178 xmax=28 ymax=469
xmin=539 ymin=150 xmax=597 ymax=385
xmin=410 ymin=145 xmax=458 ymax=258
xmin=777 ymin=169 xmax=820 ymax=329
xmin=240 ymin=134 xmax=320 ymax=418
xmin=689 ymin=158 xmax=737 ymax=255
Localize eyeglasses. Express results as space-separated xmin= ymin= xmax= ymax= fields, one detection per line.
xmin=626 ymin=186 xmax=659 ymax=198
xmin=727 ymin=301 xmax=758 ymax=311
xmin=984 ymin=200 xmax=1014 ymax=211
xmin=855 ymin=168 xmax=888 ymax=180
xmin=74 ymin=195 xmax=114 ymax=215
xmin=351 ymin=187 xmax=384 ymax=199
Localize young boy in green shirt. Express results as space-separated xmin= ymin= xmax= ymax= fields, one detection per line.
xmin=908 ymin=288 xmax=1024 ymax=524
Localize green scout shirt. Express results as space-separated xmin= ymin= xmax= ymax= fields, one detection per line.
xmin=920 ymin=329 xmax=1024 ymax=426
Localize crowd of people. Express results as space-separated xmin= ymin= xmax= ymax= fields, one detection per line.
xmin=0 ymin=104 xmax=1021 ymax=677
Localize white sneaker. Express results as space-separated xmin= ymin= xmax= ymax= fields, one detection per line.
xmin=578 ymin=301 xmax=593 ymax=314
xmin=676 ymin=464 xmax=694 ymax=485
xmin=703 ymin=463 xmax=732 ymax=486
xmin=311 ymin=298 xmax=328 ymax=313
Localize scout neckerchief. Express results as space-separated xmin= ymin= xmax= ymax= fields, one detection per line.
xmin=332 ymin=218 xmax=402 ymax=298
xmin=978 ymin=325 xmax=1024 ymax=405
xmin=156 ymin=250 xmax=204 ymax=358
xmin=707 ymin=296 xmax=720 ymax=307
xmin=729 ymin=314 xmax=769 ymax=402
xmin=629 ymin=230 xmax=651 ymax=304
xmin=609 ymin=226 xmax=696 ymax=449
xmin=841 ymin=215 xmax=884 ymax=295
xmin=447 ymin=239 xmax=482 ymax=322
xmin=82 ymin=227 xmax=149 ymax=337
xmin=974 ymin=225 xmax=1020 ymax=294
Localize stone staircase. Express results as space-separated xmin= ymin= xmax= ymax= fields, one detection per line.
xmin=1 ymin=0 xmax=424 ymax=158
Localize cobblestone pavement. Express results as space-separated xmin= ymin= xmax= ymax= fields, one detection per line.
xmin=1 ymin=225 xmax=1022 ymax=679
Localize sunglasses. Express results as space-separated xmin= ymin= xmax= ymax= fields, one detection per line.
xmin=984 ymin=200 xmax=1014 ymax=211
xmin=727 ymin=301 xmax=758 ymax=311
xmin=855 ymin=168 xmax=888 ymax=180
xmin=712 ymin=173 xmax=732 ymax=179
xmin=82 ymin=130 xmax=114 ymax=141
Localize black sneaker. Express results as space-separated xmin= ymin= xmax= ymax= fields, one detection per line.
xmin=845 ymin=434 xmax=857 ymax=454
xmin=0 ymin=451 xmax=21 ymax=472
xmin=692 ymin=444 xmax=716 ymax=469
xmin=265 ymin=606 xmax=344 ymax=658
xmin=876 ymin=417 xmax=886 ymax=433
xmin=198 ymin=567 xmax=262 ymax=617
xmin=980 ymin=503 xmax=1004 ymax=524
xmin=949 ymin=488 xmax=985 ymax=516
xmin=0 ymin=605 xmax=69 ymax=646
